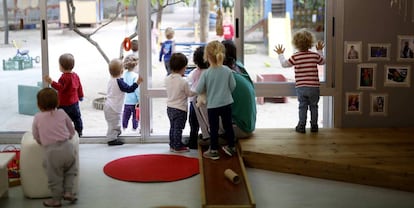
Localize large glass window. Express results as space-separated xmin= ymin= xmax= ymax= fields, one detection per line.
xmin=236 ymin=0 xmax=330 ymax=129
xmin=0 ymin=0 xmax=334 ymax=140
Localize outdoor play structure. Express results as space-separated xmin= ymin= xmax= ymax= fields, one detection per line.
xmin=2 ymin=40 xmax=40 ymax=71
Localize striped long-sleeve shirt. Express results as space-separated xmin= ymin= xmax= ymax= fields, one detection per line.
xmin=278 ymin=50 xmax=325 ymax=88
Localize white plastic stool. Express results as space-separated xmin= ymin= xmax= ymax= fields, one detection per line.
xmin=20 ymin=131 xmax=79 ymax=198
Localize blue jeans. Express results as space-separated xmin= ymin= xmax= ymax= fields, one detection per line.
xmin=60 ymin=102 xmax=83 ymax=136
xmin=296 ymin=87 xmax=320 ymax=126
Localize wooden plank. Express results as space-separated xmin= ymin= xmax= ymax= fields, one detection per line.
xmin=199 ymin=144 xmax=255 ymax=208
xmin=239 ymin=128 xmax=414 ymax=192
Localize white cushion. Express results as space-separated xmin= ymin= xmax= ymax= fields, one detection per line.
xmin=20 ymin=132 xmax=79 ymax=198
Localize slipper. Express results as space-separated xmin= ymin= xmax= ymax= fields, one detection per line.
xmin=43 ymin=200 xmax=61 ymax=207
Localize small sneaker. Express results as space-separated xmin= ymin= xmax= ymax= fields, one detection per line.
xmin=311 ymin=124 xmax=319 ymax=132
xmin=295 ymin=125 xmax=306 ymax=133
xmin=107 ymin=139 xmax=124 ymax=146
xmin=222 ymin=145 xmax=237 ymax=157
xmin=203 ymin=149 xmax=220 ymax=160
xmin=171 ymin=146 xmax=190 ymax=153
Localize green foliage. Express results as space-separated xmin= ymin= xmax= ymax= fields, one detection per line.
xmin=150 ymin=0 xmax=191 ymax=8
xmin=117 ymin=0 xmax=131 ymax=6
xmin=296 ymin=0 xmax=325 ymax=10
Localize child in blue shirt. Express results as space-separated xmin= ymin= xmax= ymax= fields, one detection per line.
xmin=122 ymin=54 xmax=140 ymax=131
xmin=159 ymin=27 xmax=175 ymax=75
xmin=196 ymin=40 xmax=237 ymax=160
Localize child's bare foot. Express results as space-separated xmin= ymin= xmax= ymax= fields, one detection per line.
xmin=43 ymin=199 xmax=61 ymax=207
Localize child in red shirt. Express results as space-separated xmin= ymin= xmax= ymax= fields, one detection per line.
xmin=222 ymin=15 xmax=234 ymax=41
xmin=45 ymin=53 xmax=84 ymax=137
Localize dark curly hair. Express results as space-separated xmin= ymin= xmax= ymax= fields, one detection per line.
xmin=193 ymin=46 xmax=209 ymax=69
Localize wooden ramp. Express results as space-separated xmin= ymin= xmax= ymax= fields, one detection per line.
xmin=199 ymin=145 xmax=255 ymax=208
xmin=239 ymin=128 xmax=414 ymax=192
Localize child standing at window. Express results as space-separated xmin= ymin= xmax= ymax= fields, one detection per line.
xmin=165 ymin=53 xmax=195 ymax=153
xmin=104 ymin=58 xmax=143 ymax=145
xmin=186 ymin=46 xmax=210 ymax=149
xmin=196 ymin=40 xmax=237 ymax=160
xmin=44 ymin=53 xmax=84 ymax=137
xmin=32 ymin=88 xmax=78 ymax=207
xmin=122 ymin=55 xmax=140 ymax=132
xmin=274 ymin=29 xmax=325 ymax=133
xmin=159 ymin=27 xmax=175 ymax=75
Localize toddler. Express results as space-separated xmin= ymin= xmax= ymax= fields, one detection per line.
xmin=159 ymin=27 xmax=175 ymax=75
xmin=274 ymin=29 xmax=325 ymax=133
xmin=32 ymin=88 xmax=78 ymax=207
xmin=104 ymin=58 xmax=143 ymax=145
xmin=196 ymin=40 xmax=237 ymax=160
xmin=122 ymin=55 xmax=140 ymax=132
xmin=44 ymin=53 xmax=84 ymax=137
xmin=165 ymin=53 xmax=195 ymax=153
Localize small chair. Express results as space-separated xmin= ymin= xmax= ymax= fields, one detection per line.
xmin=20 ymin=132 xmax=79 ymax=198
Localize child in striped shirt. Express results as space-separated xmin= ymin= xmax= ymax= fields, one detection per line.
xmin=274 ymin=29 xmax=325 ymax=133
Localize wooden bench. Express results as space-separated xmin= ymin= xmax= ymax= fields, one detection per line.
xmin=240 ymin=128 xmax=414 ymax=192
xmin=199 ymin=145 xmax=255 ymax=208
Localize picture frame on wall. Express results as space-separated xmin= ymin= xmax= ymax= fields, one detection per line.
xmin=384 ymin=65 xmax=411 ymax=87
xmin=370 ymin=93 xmax=388 ymax=116
xmin=345 ymin=92 xmax=362 ymax=114
xmin=367 ymin=43 xmax=391 ymax=61
xmin=357 ymin=63 xmax=376 ymax=90
xmin=344 ymin=41 xmax=362 ymax=63
xmin=397 ymin=35 xmax=414 ymax=61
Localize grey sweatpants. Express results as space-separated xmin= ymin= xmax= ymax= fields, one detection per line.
xmin=104 ymin=104 xmax=122 ymax=140
xmin=43 ymin=140 xmax=77 ymax=200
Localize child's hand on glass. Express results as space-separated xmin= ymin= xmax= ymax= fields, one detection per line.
xmin=274 ymin=44 xmax=285 ymax=54
xmin=136 ymin=76 xmax=143 ymax=85
xmin=316 ymin=41 xmax=325 ymax=50
xmin=43 ymin=75 xmax=52 ymax=84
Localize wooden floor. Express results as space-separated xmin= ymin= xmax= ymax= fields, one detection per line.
xmin=239 ymin=128 xmax=414 ymax=192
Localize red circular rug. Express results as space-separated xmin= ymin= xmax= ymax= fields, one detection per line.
xmin=103 ymin=154 xmax=199 ymax=182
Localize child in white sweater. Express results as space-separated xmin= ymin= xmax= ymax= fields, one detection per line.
xmin=104 ymin=58 xmax=143 ymax=145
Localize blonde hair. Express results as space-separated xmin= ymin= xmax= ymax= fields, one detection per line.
xmin=123 ymin=54 xmax=138 ymax=71
xmin=108 ymin=58 xmax=123 ymax=77
xmin=204 ymin=40 xmax=225 ymax=67
xmin=165 ymin=27 xmax=175 ymax=40
xmin=292 ymin=29 xmax=315 ymax=51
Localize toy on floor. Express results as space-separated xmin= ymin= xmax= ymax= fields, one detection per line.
xmin=2 ymin=40 xmax=40 ymax=71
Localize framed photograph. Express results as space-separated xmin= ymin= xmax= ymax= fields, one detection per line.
xmin=370 ymin=93 xmax=388 ymax=116
xmin=345 ymin=92 xmax=362 ymax=114
xmin=397 ymin=35 xmax=414 ymax=61
xmin=344 ymin=41 xmax=362 ymax=63
xmin=367 ymin=43 xmax=391 ymax=61
xmin=357 ymin=63 xmax=376 ymax=90
xmin=384 ymin=65 xmax=411 ymax=87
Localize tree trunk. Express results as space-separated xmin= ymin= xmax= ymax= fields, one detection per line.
xmin=156 ymin=2 xmax=163 ymax=30
xmin=199 ymin=0 xmax=209 ymax=43
xmin=3 ymin=0 xmax=9 ymax=44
